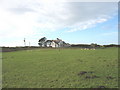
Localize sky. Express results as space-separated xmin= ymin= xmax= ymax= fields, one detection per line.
xmin=0 ymin=0 xmax=118 ymax=47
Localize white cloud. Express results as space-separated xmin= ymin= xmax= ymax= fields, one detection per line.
xmin=102 ymin=32 xmax=118 ymax=36
xmin=0 ymin=0 xmax=68 ymax=38
xmin=67 ymin=18 xmax=108 ymax=32
xmin=0 ymin=9 xmax=36 ymax=38
xmin=0 ymin=0 xmax=118 ymax=46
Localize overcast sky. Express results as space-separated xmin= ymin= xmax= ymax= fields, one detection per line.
xmin=0 ymin=0 xmax=118 ymax=46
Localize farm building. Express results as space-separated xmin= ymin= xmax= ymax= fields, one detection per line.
xmin=38 ymin=37 xmax=70 ymax=48
xmin=45 ymin=39 xmax=70 ymax=48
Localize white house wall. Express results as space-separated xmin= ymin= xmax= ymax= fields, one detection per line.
xmin=44 ymin=40 xmax=67 ymax=48
xmin=50 ymin=41 xmax=56 ymax=48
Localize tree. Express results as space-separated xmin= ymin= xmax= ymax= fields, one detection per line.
xmin=38 ymin=37 xmax=47 ymax=47
xmin=91 ymin=43 xmax=97 ymax=48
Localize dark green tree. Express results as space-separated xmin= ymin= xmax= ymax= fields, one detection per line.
xmin=38 ymin=37 xmax=47 ymax=47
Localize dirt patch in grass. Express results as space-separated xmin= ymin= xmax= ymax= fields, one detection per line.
xmin=85 ymin=75 xmax=100 ymax=79
xmin=106 ymin=76 xmax=115 ymax=80
xmin=78 ymin=71 xmax=100 ymax=79
xmin=88 ymin=71 xmax=94 ymax=74
xmin=98 ymin=86 xmax=106 ymax=88
xmin=78 ymin=71 xmax=95 ymax=76
xmin=50 ymin=79 xmax=58 ymax=83
xmin=78 ymin=71 xmax=87 ymax=76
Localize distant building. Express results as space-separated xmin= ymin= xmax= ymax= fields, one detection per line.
xmin=44 ymin=38 xmax=70 ymax=48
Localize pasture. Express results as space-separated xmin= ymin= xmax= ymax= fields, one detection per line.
xmin=2 ymin=47 xmax=118 ymax=88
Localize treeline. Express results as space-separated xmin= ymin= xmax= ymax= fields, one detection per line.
xmin=71 ymin=44 xmax=120 ymax=48
xmin=103 ymin=44 xmax=120 ymax=47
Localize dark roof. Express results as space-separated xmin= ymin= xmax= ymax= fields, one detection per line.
xmin=52 ymin=40 xmax=61 ymax=43
xmin=46 ymin=39 xmax=65 ymax=45
xmin=46 ymin=40 xmax=52 ymax=42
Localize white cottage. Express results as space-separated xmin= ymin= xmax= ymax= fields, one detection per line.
xmin=44 ymin=38 xmax=69 ymax=48
xmin=50 ymin=41 xmax=59 ymax=48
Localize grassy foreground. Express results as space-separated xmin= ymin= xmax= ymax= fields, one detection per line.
xmin=2 ymin=47 xmax=118 ymax=88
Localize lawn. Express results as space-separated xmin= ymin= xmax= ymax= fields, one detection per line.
xmin=2 ymin=47 xmax=118 ymax=88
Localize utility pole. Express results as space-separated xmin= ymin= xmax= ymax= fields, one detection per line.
xmin=24 ymin=38 xmax=26 ymax=47
xmin=29 ymin=42 xmax=30 ymax=47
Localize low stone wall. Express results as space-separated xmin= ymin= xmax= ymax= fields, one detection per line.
xmin=1 ymin=47 xmax=40 ymax=52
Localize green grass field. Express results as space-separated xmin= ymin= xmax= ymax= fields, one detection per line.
xmin=2 ymin=47 xmax=118 ymax=88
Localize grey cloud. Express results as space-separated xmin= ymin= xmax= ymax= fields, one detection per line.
xmin=0 ymin=1 xmax=118 ymax=32
xmin=37 ymin=2 xmax=118 ymax=27
xmin=9 ymin=7 xmax=35 ymax=14
xmin=63 ymin=2 xmax=117 ymax=25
